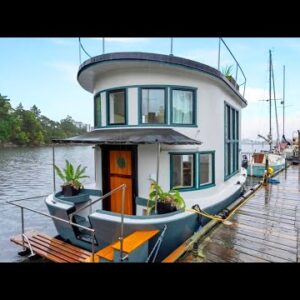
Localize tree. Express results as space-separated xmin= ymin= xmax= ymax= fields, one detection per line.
xmin=30 ymin=105 xmax=41 ymax=118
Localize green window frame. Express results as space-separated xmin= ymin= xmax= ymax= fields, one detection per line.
xmin=224 ymin=102 xmax=239 ymax=180
xmin=199 ymin=151 xmax=215 ymax=188
xmin=170 ymin=88 xmax=196 ymax=125
xmin=107 ymin=89 xmax=127 ymax=125
xmin=139 ymin=87 xmax=167 ymax=125
xmin=94 ymin=94 xmax=102 ymax=128
xmin=170 ymin=153 xmax=196 ymax=191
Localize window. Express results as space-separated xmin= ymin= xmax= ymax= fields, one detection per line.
xmin=108 ymin=89 xmax=126 ymax=125
xmin=170 ymin=154 xmax=195 ymax=189
xmin=94 ymin=94 xmax=101 ymax=127
xmin=225 ymin=103 xmax=239 ymax=179
xmin=171 ymin=89 xmax=195 ymax=125
xmin=140 ymin=88 xmax=166 ymax=124
xmin=199 ymin=152 xmax=214 ymax=187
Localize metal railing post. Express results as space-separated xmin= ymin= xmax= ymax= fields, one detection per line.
xmin=52 ymin=145 xmax=56 ymax=193
xmin=218 ymin=38 xmax=221 ymax=71
xmin=91 ymin=231 xmax=95 ymax=262
xmin=21 ymin=207 xmax=25 ymax=250
xmin=119 ymin=184 xmax=126 ymax=262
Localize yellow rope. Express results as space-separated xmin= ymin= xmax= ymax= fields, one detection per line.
xmin=185 ymin=184 xmax=263 ymax=225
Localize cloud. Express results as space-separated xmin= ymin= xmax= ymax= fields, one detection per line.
xmin=50 ymin=38 xmax=75 ymax=46
xmin=178 ymin=49 xmax=219 ymax=68
xmin=47 ymin=62 xmax=78 ymax=83
xmin=91 ymin=38 xmax=148 ymax=43
xmin=244 ymin=87 xmax=269 ymax=103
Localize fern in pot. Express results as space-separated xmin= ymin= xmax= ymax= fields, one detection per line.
xmin=54 ymin=160 xmax=89 ymax=196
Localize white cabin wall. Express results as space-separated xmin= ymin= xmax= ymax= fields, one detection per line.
xmin=92 ymin=65 xmax=244 ymax=203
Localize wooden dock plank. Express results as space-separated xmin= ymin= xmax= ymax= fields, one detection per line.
xmin=177 ymin=165 xmax=300 ymax=263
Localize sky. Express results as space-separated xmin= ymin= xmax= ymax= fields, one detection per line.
xmin=0 ymin=37 xmax=299 ymax=140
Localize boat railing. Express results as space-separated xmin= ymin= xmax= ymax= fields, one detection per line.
xmin=6 ymin=195 xmax=97 ymax=262
xmin=69 ymin=183 xmax=127 ymax=261
xmin=78 ymin=37 xmax=247 ymax=97
xmin=218 ymin=38 xmax=247 ymax=97
xmin=7 ymin=184 xmax=128 ymax=262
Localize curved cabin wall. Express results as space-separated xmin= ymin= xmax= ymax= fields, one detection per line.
xmin=92 ymin=63 xmax=243 ymax=202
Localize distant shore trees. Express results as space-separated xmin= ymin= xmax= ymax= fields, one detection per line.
xmin=0 ymin=93 xmax=88 ymax=146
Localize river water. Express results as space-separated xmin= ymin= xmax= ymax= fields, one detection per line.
xmin=0 ymin=145 xmax=95 ymax=262
xmin=0 ymin=143 xmax=264 ymax=262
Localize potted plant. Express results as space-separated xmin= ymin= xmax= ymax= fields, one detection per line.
xmin=54 ymin=160 xmax=89 ymax=196
xmin=148 ymin=180 xmax=186 ymax=214
xmin=222 ymin=65 xmax=239 ymax=90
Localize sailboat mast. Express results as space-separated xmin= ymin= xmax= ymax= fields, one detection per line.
xmin=269 ymin=50 xmax=272 ymax=151
xmin=283 ymin=65 xmax=285 ymax=137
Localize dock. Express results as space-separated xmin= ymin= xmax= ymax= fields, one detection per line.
xmin=178 ymin=165 xmax=300 ymax=262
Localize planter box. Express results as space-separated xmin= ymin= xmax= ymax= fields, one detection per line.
xmin=157 ymin=202 xmax=177 ymax=214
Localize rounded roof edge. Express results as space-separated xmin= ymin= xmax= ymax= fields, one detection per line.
xmin=77 ymin=52 xmax=247 ymax=106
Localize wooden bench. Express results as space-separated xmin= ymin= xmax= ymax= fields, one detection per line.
xmin=11 ymin=230 xmax=92 ymax=263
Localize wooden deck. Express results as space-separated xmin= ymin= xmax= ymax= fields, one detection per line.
xmin=179 ymin=165 xmax=300 ymax=262
xmin=11 ymin=230 xmax=92 ymax=262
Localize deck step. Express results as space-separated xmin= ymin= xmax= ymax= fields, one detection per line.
xmin=112 ymin=230 xmax=159 ymax=254
xmin=94 ymin=245 xmax=114 ymax=262
xmin=11 ymin=230 xmax=92 ymax=263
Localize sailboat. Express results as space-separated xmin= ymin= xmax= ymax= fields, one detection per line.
xmin=247 ymin=50 xmax=285 ymax=177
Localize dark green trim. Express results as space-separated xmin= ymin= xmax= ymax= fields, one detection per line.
xmin=169 ymin=152 xmax=197 ymax=191
xmin=170 ymin=87 xmax=197 ymax=126
xmin=169 ymin=151 xmax=216 ymax=192
xmin=138 ymin=86 xmax=168 ymax=125
xmin=94 ymin=94 xmax=102 ymax=128
xmin=198 ymin=151 xmax=215 ymax=189
xmin=224 ymin=101 xmax=240 ymax=181
xmin=106 ymin=88 xmax=128 ymax=126
xmin=94 ymin=84 xmax=198 ymax=128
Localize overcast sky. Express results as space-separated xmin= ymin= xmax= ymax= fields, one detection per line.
xmin=0 ymin=37 xmax=299 ymax=140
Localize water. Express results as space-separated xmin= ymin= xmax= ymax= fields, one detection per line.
xmin=0 ymin=145 xmax=94 ymax=262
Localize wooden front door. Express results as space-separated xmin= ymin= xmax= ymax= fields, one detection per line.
xmin=108 ymin=150 xmax=133 ymax=215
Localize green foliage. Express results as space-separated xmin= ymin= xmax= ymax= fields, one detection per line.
xmin=222 ymin=65 xmax=234 ymax=80
xmin=0 ymin=93 xmax=89 ymax=146
xmin=147 ymin=180 xmax=186 ymax=214
xmin=55 ymin=160 xmax=89 ymax=190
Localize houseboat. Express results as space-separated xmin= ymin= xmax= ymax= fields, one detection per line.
xmin=44 ymin=44 xmax=248 ymax=262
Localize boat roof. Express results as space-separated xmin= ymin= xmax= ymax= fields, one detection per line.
xmin=77 ymin=52 xmax=247 ymax=107
xmin=52 ymin=128 xmax=202 ymax=145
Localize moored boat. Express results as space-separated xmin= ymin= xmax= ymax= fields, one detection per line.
xmin=11 ymin=38 xmax=249 ymax=262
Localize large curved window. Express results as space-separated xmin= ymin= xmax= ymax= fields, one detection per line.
xmin=107 ymin=89 xmax=127 ymax=125
xmin=140 ymin=88 xmax=166 ymax=124
xmin=94 ymin=94 xmax=101 ymax=127
xmin=225 ymin=103 xmax=239 ymax=180
xmin=171 ymin=88 xmax=195 ymax=125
